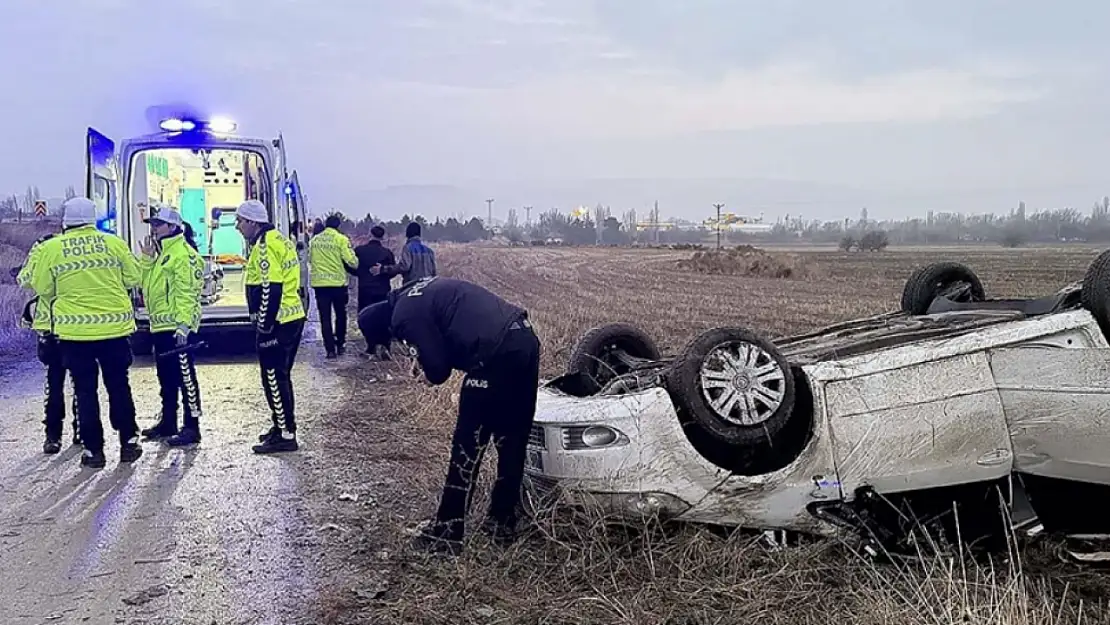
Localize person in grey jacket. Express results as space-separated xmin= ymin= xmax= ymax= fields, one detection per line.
xmin=370 ymin=222 xmax=436 ymax=285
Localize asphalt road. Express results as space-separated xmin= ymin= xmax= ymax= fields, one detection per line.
xmin=0 ymin=321 xmax=354 ymax=625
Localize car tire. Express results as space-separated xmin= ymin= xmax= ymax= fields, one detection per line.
xmin=665 ymin=326 xmax=796 ymax=448
xmin=901 ymin=262 xmax=986 ymax=315
xmin=1081 ymin=249 xmax=1110 ymax=339
xmin=567 ymin=323 xmax=662 ymax=392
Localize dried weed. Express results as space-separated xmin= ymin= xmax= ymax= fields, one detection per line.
xmin=306 ymin=244 xmax=1109 ymax=625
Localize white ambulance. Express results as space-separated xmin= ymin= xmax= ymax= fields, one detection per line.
xmin=85 ymin=116 xmax=311 ymax=354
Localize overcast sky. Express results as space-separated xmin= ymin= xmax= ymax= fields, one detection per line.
xmin=1 ymin=0 xmax=1108 ymax=221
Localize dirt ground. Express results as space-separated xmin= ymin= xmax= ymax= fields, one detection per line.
xmin=1 ymin=243 xmax=1108 ymax=624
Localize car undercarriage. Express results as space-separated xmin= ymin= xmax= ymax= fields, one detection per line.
xmin=528 ymin=253 xmax=1110 ymax=563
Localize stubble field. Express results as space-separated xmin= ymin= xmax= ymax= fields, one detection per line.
xmin=311 ymin=242 xmax=1110 ymax=625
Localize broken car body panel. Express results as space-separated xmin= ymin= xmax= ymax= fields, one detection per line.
xmin=527 ymin=307 xmax=1110 ymax=538
xmin=990 ymin=345 xmax=1110 ymax=485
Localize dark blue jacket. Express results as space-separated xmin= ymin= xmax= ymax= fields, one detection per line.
xmin=388 ymin=276 xmax=527 ymax=385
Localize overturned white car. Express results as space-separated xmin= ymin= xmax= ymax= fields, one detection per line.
xmin=524 ymin=253 xmax=1110 ymax=554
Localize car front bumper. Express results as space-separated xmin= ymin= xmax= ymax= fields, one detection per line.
xmin=524 ymin=385 xmax=732 ymax=521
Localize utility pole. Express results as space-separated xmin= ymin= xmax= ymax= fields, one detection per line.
xmin=713 ymin=203 xmax=724 ymax=250
xmin=485 ymin=198 xmax=494 ymax=229
xmin=652 ymin=200 xmax=660 ymax=243
xmin=524 ymin=205 xmax=532 ymax=227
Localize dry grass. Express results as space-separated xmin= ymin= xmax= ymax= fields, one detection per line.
xmin=0 ymin=222 xmax=49 ymax=354
xmin=677 ymin=245 xmax=822 ymax=279
xmin=305 ymin=243 xmax=1110 ymax=625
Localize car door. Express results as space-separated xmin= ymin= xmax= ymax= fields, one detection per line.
xmin=85 ymin=127 xmax=118 ymax=234
xmin=87 ymin=127 xmax=136 ymax=310
xmin=822 ymin=350 xmax=1014 ymax=496
xmin=286 ymin=169 xmax=311 ymax=313
xmin=989 ymin=345 xmax=1110 ymax=534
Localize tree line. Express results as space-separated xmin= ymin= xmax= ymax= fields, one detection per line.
xmin=324 ymin=197 xmax=1110 ymax=248
xmin=5 ymin=185 xmax=1109 ymax=248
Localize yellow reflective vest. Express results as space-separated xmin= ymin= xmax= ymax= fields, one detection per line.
xmin=245 ymin=226 xmax=305 ymax=330
xmin=16 ymin=234 xmax=57 ymax=332
xmin=139 ymin=233 xmax=205 ymax=334
xmin=307 ymin=226 xmax=357 ymax=287
xmin=29 ymin=225 xmax=141 ymax=341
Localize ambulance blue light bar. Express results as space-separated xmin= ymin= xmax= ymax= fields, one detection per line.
xmin=159 ymin=117 xmax=237 ymax=134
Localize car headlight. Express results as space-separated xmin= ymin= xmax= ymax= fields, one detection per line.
xmin=562 ymin=425 xmax=628 ymax=450
xmin=584 ymin=491 xmax=692 ymax=519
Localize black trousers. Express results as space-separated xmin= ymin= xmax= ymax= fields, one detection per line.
xmin=314 ymin=286 xmax=349 ymax=354
xmin=431 ymin=323 xmax=541 ymax=542
xmin=36 ymin=335 xmax=77 ymax=440
xmin=152 ymin=331 xmax=203 ymax=430
xmin=357 ymin=290 xmax=389 ymax=350
xmin=60 ymin=336 xmax=139 ymax=454
xmin=257 ymin=319 xmax=304 ymax=433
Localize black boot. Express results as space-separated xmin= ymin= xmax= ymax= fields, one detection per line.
xmin=167 ymin=426 xmax=201 ymax=447
xmin=43 ymin=437 xmax=62 ymax=455
xmin=410 ymin=523 xmax=463 ymax=556
xmin=120 ymin=438 xmax=144 ymax=463
xmin=81 ymin=449 xmax=106 ymax=469
xmin=258 ymin=425 xmax=281 ymax=442
xmin=141 ymin=415 xmax=177 ymax=439
xmin=479 ymin=517 xmax=521 ymax=546
xmin=252 ymin=429 xmax=298 ymax=454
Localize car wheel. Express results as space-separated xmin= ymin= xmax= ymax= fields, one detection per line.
xmin=567 ymin=323 xmax=662 ymax=393
xmin=901 ymin=262 xmax=986 ymax=315
xmin=666 ymin=326 xmax=795 ymax=447
xmin=1081 ymin=249 xmax=1110 ymax=339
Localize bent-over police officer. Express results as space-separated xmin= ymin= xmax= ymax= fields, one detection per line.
xmin=359 ymin=275 xmax=541 ymax=555
xmin=29 ymin=197 xmax=144 ymax=469
xmin=137 ymin=207 xmax=206 ymax=446
xmin=16 ymin=232 xmax=80 ymax=453
xmin=235 ymin=199 xmax=307 ymax=454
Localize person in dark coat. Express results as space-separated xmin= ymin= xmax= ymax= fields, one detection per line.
xmin=349 ymin=225 xmax=396 ymax=357
xmin=358 ymin=276 xmax=541 ymax=555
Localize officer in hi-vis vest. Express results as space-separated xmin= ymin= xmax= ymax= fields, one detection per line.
xmin=137 ymin=206 xmax=206 ymax=447
xmin=235 ymin=199 xmax=307 ymax=454
xmin=307 ymin=213 xmax=358 ymax=358
xmin=16 ymin=231 xmax=81 ymax=453
xmin=29 ymin=197 xmax=144 ymax=469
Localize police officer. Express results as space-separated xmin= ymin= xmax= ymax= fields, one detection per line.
xmin=137 ymin=207 xmax=206 ymax=446
xmin=29 ymin=197 xmax=144 ymax=469
xmin=358 ymin=276 xmax=541 ymax=555
xmin=235 ymin=199 xmax=307 ymax=454
xmin=16 ymin=233 xmax=80 ymax=453
xmin=307 ymin=213 xmax=358 ymax=358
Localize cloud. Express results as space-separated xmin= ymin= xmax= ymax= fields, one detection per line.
xmin=350 ymin=60 xmax=1043 ymax=141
